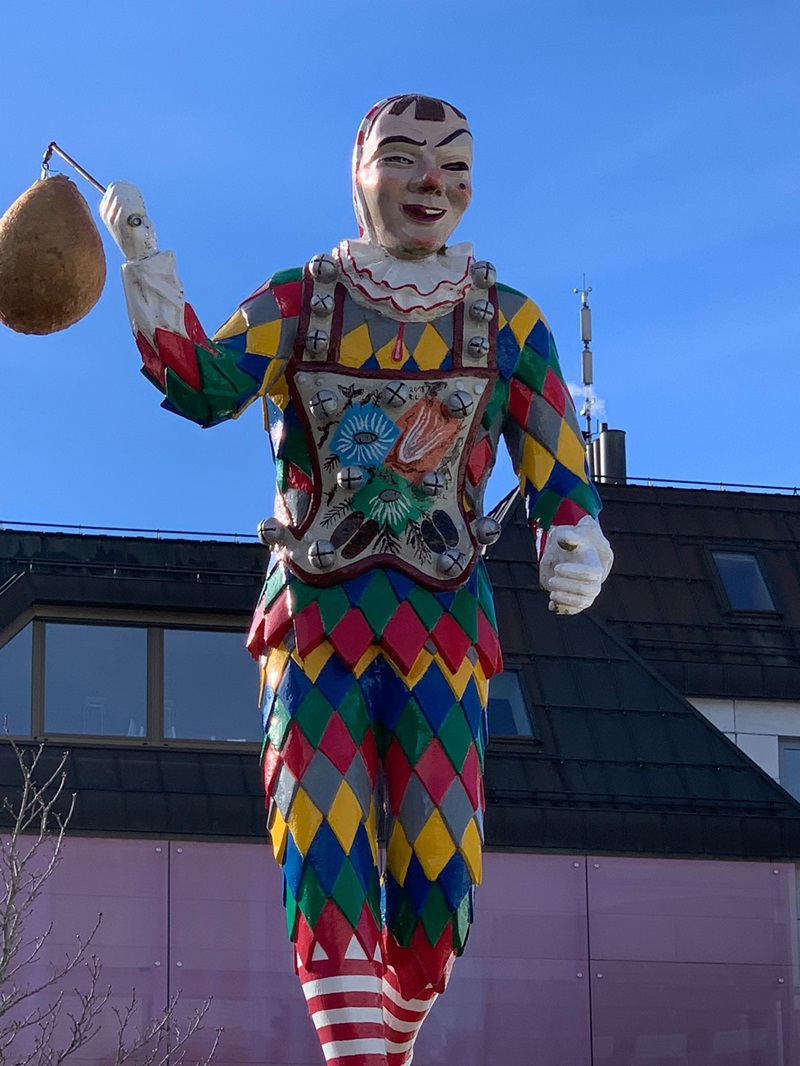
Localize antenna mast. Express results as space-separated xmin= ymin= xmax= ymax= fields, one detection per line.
xmin=573 ymin=278 xmax=594 ymax=444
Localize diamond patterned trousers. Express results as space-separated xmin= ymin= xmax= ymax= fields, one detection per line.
xmin=260 ymin=634 xmax=488 ymax=999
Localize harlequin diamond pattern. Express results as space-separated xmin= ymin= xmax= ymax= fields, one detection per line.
xmin=260 ymin=634 xmax=487 ymax=970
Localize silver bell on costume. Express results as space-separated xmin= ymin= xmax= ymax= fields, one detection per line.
xmin=421 ymin=471 xmax=446 ymax=497
xmin=308 ymin=253 xmax=339 ymax=282
xmin=309 ymin=388 xmax=340 ymax=419
xmin=436 ymin=548 xmax=467 ymax=576
xmin=474 ymin=516 xmax=502 ymax=545
xmin=337 ymin=465 xmax=366 ymax=491
xmin=257 ymin=518 xmax=286 ymax=547
xmin=470 ymin=260 xmax=496 ymax=289
xmin=446 ymin=390 xmax=474 ymax=419
xmin=308 ymin=539 xmax=337 ymax=570
xmin=381 ymin=381 xmax=410 ymax=408
xmin=310 ymin=292 xmax=335 ymax=316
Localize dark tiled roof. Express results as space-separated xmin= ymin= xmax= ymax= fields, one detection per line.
xmin=3 ymin=505 xmax=800 ymax=860
xmin=593 ymin=484 xmax=800 ymax=699
xmin=484 ymin=494 xmax=800 ymax=859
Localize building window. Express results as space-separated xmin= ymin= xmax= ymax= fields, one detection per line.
xmin=710 ymin=551 xmax=777 ymax=612
xmin=44 ymin=623 xmax=148 ymax=737
xmin=779 ymin=740 xmax=800 ymax=802
xmin=164 ymin=629 xmax=260 ymax=742
xmin=0 ymin=624 xmax=32 ymax=735
xmin=487 ymin=670 xmax=536 ymax=737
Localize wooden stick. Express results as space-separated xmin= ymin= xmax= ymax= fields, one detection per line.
xmin=41 ymin=142 xmax=106 ymax=194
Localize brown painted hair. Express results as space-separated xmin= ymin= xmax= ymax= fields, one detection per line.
xmin=385 ymin=94 xmax=466 ymax=122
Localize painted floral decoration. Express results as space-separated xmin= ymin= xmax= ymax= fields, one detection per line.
xmin=330 ymin=406 xmax=400 ymax=467
xmin=350 ymin=467 xmax=432 ymax=534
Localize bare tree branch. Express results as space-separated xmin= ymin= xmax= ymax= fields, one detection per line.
xmin=1 ymin=733 xmax=222 ymax=1066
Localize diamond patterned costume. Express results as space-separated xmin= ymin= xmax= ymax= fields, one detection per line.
xmin=129 ymin=256 xmax=600 ymax=999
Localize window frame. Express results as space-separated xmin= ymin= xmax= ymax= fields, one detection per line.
xmin=0 ymin=605 xmax=260 ymax=753
xmin=486 ymin=664 xmax=540 ymax=743
xmin=706 ymin=547 xmax=780 ymax=616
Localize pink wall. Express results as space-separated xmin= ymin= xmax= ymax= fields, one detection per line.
xmin=8 ymin=841 xmax=799 ymax=1065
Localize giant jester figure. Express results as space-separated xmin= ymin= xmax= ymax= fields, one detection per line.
xmin=101 ymin=95 xmax=613 ymax=1066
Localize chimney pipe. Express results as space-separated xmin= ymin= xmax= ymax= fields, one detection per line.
xmin=596 ymin=424 xmax=627 ymax=485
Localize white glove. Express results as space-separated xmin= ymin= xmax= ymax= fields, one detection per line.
xmin=538 ymin=515 xmax=613 ymax=615
xmin=100 ymin=181 xmax=158 ymax=261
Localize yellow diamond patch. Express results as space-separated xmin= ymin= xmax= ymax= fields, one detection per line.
xmin=414 ymin=809 xmax=456 ymax=881
xmin=328 ymin=781 xmax=364 ymax=853
xmin=339 ymin=322 xmax=374 ymax=368
xmin=387 ymin=821 xmax=413 ymax=883
xmin=287 ymin=788 xmax=323 ymax=856
xmin=412 ymin=324 xmax=449 ymax=370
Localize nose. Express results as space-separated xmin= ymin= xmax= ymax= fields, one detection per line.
xmin=410 ymin=165 xmax=445 ymax=195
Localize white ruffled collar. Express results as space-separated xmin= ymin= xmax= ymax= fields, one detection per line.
xmin=335 ymin=238 xmax=474 ymax=322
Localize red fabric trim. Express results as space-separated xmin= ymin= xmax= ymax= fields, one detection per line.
xmin=542 ymin=366 xmax=567 ymax=416
xmin=135 ymin=331 xmax=165 ymax=388
xmin=153 ymin=328 xmax=201 ymax=391
xmin=183 ymin=303 xmax=212 ymax=351
xmin=552 ymin=499 xmax=589 ymax=527
xmin=272 ymin=278 xmax=303 ymax=319
xmin=508 ymin=377 xmax=533 ymax=429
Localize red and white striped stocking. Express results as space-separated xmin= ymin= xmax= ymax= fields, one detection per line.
xmin=298 ymin=942 xmax=388 ymax=1066
xmin=382 ymin=967 xmax=439 ymax=1066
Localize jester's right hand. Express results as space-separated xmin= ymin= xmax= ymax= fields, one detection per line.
xmin=100 ymin=181 xmax=158 ymax=261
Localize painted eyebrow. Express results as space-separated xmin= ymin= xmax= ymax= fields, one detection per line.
xmin=434 ymin=128 xmax=472 ymax=147
xmin=374 ymin=135 xmax=427 ymax=151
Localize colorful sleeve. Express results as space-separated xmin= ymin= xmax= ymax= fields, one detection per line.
xmin=128 ymin=259 xmax=302 ymax=428
xmin=494 ymin=284 xmax=601 ymax=534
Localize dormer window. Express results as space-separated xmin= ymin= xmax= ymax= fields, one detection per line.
xmin=710 ymin=551 xmax=777 ymax=612
xmin=487 ymin=669 xmax=536 ymax=737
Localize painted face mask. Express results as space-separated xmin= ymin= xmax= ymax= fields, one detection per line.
xmin=353 ymin=95 xmax=473 ymax=260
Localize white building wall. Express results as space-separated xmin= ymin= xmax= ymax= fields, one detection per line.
xmin=689 ymin=698 xmax=800 ymax=784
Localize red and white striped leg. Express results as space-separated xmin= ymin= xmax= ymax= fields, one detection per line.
xmin=298 ymin=945 xmax=388 ymax=1066
xmin=382 ymin=967 xmax=439 ymax=1066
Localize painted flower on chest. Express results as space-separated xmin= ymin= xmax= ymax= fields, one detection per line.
xmin=330 ymin=405 xmax=400 ymax=467
xmin=350 ymin=467 xmax=432 ymax=534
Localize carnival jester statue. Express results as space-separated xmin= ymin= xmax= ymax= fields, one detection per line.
xmin=101 ymin=94 xmax=613 ymax=1066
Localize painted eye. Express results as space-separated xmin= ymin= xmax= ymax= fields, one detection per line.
xmin=442 ymin=161 xmax=470 ymax=172
xmin=354 ymin=431 xmax=379 ymax=444
xmin=382 ymin=154 xmax=414 ymax=165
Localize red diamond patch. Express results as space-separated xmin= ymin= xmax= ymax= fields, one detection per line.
xmin=330 ymin=609 xmax=374 ymax=669
xmin=381 ymin=602 xmax=428 ymax=675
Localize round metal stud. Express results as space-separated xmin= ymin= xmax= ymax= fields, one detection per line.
xmin=381 ymin=381 xmax=410 ymax=408
xmin=310 ymin=292 xmax=335 ymax=316
xmin=470 ymin=260 xmax=496 ymax=289
xmin=257 ymin=517 xmax=286 ymax=547
xmin=304 ymin=328 xmax=329 ymax=355
xmin=336 ymin=465 xmax=365 ymax=492
xmin=308 ymin=253 xmax=339 ymax=283
xmin=467 ymin=335 xmax=490 ymax=358
xmin=469 ymin=298 xmax=495 ymax=323
xmin=421 ymin=471 xmax=446 ymax=497
xmin=474 ymin=516 xmax=502 ymax=545
xmin=308 ymin=539 xmax=337 ymax=571
xmin=446 ymin=390 xmax=474 ymax=419
xmin=309 ymin=388 xmax=340 ymax=419
xmin=436 ymin=548 xmax=467 ymax=577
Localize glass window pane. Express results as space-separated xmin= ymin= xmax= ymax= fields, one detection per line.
xmin=487 ymin=670 xmax=535 ymax=737
xmin=164 ymin=630 xmax=260 ymax=742
xmin=711 ymin=551 xmax=776 ymax=611
xmin=779 ymin=743 xmax=800 ymax=801
xmin=45 ymin=623 xmax=147 ymax=736
xmin=0 ymin=624 xmax=32 ymax=735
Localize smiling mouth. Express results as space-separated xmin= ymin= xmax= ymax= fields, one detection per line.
xmin=402 ymin=204 xmax=447 ymax=223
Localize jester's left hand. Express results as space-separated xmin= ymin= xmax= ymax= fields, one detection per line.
xmin=538 ymin=515 xmax=614 ymax=615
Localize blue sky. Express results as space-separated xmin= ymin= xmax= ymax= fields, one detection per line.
xmin=1 ymin=0 xmax=798 ymax=536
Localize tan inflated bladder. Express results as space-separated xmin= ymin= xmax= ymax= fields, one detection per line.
xmin=0 ymin=174 xmax=106 ymax=335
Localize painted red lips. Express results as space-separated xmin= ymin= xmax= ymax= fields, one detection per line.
xmin=401 ymin=204 xmax=447 ymax=223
